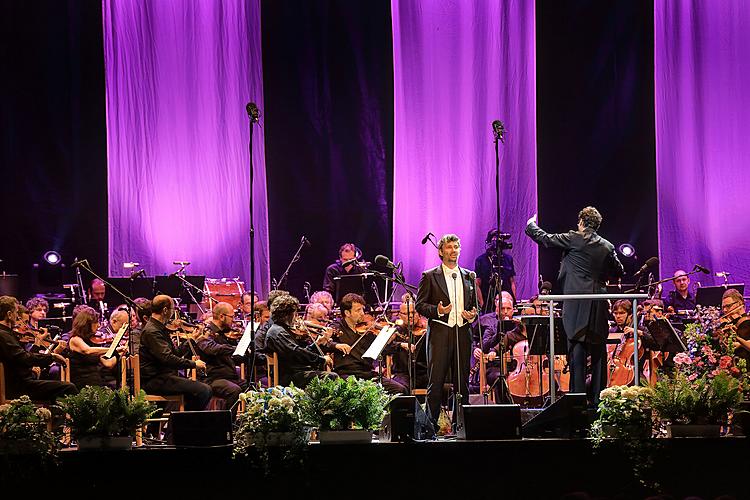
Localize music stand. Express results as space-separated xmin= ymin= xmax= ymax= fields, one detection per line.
xmin=107 ymin=277 xmax=154 ymax=304
xmin=333 ymin=273 xmax=377 ymax=305
xmin=154 ymin=275 xmax=205 ymax=305
xmin=103 ymin=323 xmax=129 ymax=359
xmin=363 ymin=325 xmax=397 ymax=361
xmin=522 ymin=316 xmax=567 ymax=356
xmin=696 ymin=284 xmax=744 ymax=307
xmin=647 ymin=318 xmax=687 ymax=353
xmin=233 ymin=321 xmax=260 ymax=357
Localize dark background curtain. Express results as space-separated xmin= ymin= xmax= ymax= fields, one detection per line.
xmin=261 ymin=0 xmax=394 ymax=298
xmin=0 ymin=1 xmax=107 ymax=300
xmin=536 ymin=0 xmax=657 ymax=287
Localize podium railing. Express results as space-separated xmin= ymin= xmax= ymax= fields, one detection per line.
xmin=538 ymin=293 xmax=649 ymax=403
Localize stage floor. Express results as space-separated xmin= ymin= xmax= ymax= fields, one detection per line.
xmin=3 ymin=436 xmax=747 ymax=499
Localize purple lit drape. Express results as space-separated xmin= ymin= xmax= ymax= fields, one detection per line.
xmin=655 ymin=1 xmax=750 ymax=288
xmin=103 ymin=0 xmax=269 ymax=294
xmin=391 ymin=0 xmax=538 ymax=298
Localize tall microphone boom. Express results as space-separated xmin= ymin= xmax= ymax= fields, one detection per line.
xmin=492 ymin=120 xmax=505 ymax=144
xmin=246 ymin=102 xmax=260 ymax=123
xmin=421 ymin=232 xmax=434 ymax=245
xmin=633 ymin=256 xmax=659 ymax=277
xmin=374 ymin=255 xmax=397 ymax=270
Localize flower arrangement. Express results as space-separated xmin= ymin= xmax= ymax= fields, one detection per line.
xmin=591 ymin=385 xmax=653 ymax=444
xmin=299 ymin=376 xmax=392 ymax=432
xmin=650 ymin=371 xmax=742 ymax=426
xmin=56 ymin=386 xmax=157 ymax=439
xmin=676 ymin=307 xmax=747 ymax=389
xmin=0 ymin=396 xmax=58 ymax=461
xmin=233 ymin=385 xmax=307 ymax=458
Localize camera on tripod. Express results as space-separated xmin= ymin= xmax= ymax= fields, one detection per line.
xmin=485 ymin=229 xmax=512 ymax=251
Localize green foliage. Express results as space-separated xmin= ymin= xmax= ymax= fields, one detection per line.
xmin=56 ymin=386 xmax=158 ymax=438
xmin=650 ymin=371 xmax=742 ymax=425
xmin=299 ymin=376 xmax=393 ymax=431
xmin=0 ymin=396 xmax=59 ymax=461
xmin=590 ymin=385 xmax=653 ymax=446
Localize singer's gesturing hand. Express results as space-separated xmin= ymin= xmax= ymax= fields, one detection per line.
xmin=438 ymin=301 xmax=453 ymax=316
xmin=461 ymin=308 xmax=477 ymax=322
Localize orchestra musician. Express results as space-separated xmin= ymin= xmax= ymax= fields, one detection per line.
xmin=390 ymin=298 xmax=428 ymax=391
xmin=68 ymin=305 xmax=126 ymax=390
xmin=87 ymin=278 xmax=107 ymax=314
xmin=416 ymin=234 xmax=478 ymax=429
xmin=329 ymin=293 xmax=408 ymax=395
xmin=474 ymin=229 xmax=517 ymax=308
xmin=129 ymin=297 xmax=152 ymax=355
xmin=254 ymin=289 xmax=290 ymax=355
xmin=265 ymin=294 xmax=336 ymax=388
xmin=525 ymin=207 xmax=624 ymax=406
xmin=0 ymin=296 xmax=77 ymax=401
xmin=196 ymin=302 xmax=246 ymax=414
xmin=25 ymin=297 xmax=49 ymax=330
xmin=322 ymin=243 xmax=365 ymax=300
xmin=664 ymin=270 xmax=696 ymax=312
xmin=253 ymin=301 xmax=271 ymax=325
xmin=238 ymin=291 xmax=260 ymax=320
xmin=139 ymin=295 xmax=211 ymax=410
xmin=723 ymin=289 xmax=750 ymax=361
xmin=310 ymin=290 xmax=335 ymax=316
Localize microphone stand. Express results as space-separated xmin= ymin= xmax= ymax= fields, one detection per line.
xmin=74 ymin=260 xmax=142 ymax=397
xmin=275 ymin=237 xmax=310 ymax=290
xmin=451 ymin=272 xmax=464 ymax=434
xmin=492 ymin=121 xmax=507 ymax=404
xmin=246 ymin=103 xmax=260 ymax=390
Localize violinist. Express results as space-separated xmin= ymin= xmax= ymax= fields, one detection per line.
xmin=390 ymin=298 xmax=428 ymax=390
xmin=265 ymin=294 xmax=335 ymax=388
xmin=253 ymin=301 xmax=271 ymax=326
xmin=25 ymin=297 xmax=49 ymax=331
xmin=0 ymin=296 xmax=77 ymax=402
xmin=68 ymin=306 xmax=126 ymax=390
xmin=722 ymin=289 xmax=750 ymax=361
xmin=254 ymin=289 xmax=289 ymax=354
xmin=129 ymin=297 xmax=152 ymax=355
xmin=310 ymin=290 xmax=335 ymax=316
xmin=196 ymin=302 xmax=246 ymax=414
xmin=331 ymin=293 xmax=408 ymax=395
xmin=238 ymin=291 xmax=260 ymax=320
xmin=139 ymin=295 xmax=211 ymax=410
xmin=17 ymin=304 xmax=67 ymax=381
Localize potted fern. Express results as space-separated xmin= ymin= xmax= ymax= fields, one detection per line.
xmin=0 ymin=396 xmax=58 ymax=461
xmin=300 ymin=376 xmax=392 ymax=444
xmin=57 ymin=386 xmax=157 ymax=450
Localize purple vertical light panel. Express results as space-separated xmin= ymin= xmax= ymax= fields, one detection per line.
xmin=103 ymin=0 xmax=269 ymax=293
xmin=391 ymin=0 xmax=538 ymax=298
xmin=655 ymin=1 xmax=750 ymax=289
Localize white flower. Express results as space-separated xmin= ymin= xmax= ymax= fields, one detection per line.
xmin=35 ymin=407 xmax=52 ymax=420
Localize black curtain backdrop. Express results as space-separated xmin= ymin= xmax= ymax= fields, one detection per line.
xmin=535 ymin=0 xmax=657 ymax=288
xmin=0 ymin=1 xmax=107 ymax=300
xmin=261 ymin=0 xmax=394 ymax=299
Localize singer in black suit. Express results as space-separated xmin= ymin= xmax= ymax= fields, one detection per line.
xmin=525 ymin=207 xmax=624 ymax=406
xmin=416 ymin=234 xmax=478 ymax=430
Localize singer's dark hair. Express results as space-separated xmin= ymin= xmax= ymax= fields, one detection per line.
xmin=578 ymin=206 xmax=602 ymax=230
xmin=340 ymin=293 xmax=366 ymax=316
xmin=271 ymin=294 xmax=299 ymax=324
xmin=438 ymin=234 xmax=461 ymax=253
xmin=0 ymin=296 xmax=18 ymax=321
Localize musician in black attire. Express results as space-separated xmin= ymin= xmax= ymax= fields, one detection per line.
xmin=416 ymin=234 xmax=479 ymax=429
xmin=265 ymin=294 xmax=335 ymax=388
xmin=663 ymin=270 xmax=697 ymax=312
xmin=526 ymin=207 xmax=624 ymax=406
xmin=0 ymin=296 xmax=77 ymax=401
xmin=723 ymin=289 xmax=750 ymax=361
xmin=139 ymin=295 xmax=211 ymax=410
xmin=391 ymin=300 xmax=428 ymax=390
xmin=322 ymin=243 xmax=365 ymax=300
xmin=474 ymin=230 xmax=517 ymax=306
xmin=68 ymin=306 xmax=124 ymax=389
xmin=196 ymin=302 xmax=245 ymax=413
xmin=330 ymin=293 xmax=408 ymax=395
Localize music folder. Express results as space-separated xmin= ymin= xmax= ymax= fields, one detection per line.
xmin=233 ymin=322 xmax=260 ymax=357
xmin=363 ymin=325 xmax=397 ymax=361
xmin=103 ymin=323 xmax=129 ymax=359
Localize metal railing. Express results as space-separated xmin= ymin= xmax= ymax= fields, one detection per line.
xmin=538 ymin=293 xmax=649 ymax=403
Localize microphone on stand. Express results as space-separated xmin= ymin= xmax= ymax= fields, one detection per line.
xmin=173 ymin=261 xmax=191 ymax=266
xmin=715 ymin=271 xmax=730 ymax=278
xmin=692 ymin=264 xmax=709 ymax=274
xmin=129 ymin=269 xmax=146 ymax=279
xmin=492 ymin=120 xmax=505 ymax=144
xmin=71 ymin=258 xmax=89 ymax=268
xmin=421 ymin=232 xmax=434 ymax=245
xmin=246 ymin=102 xmax=260 ymax=123
xmin=374 ymin=255 xmax=398 ymax=270
xmin=633 ymin=257 xmax=659 ymax=277
xmin=301 ymin=236 xmax=311 ymax=247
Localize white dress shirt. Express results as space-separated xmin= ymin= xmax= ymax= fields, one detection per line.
xmin=441 ymin=263 xmax=465 ymax=327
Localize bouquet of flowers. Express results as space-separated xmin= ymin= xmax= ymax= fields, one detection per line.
xmin=0 ymin=396 xmax=58 ymax=462
xmin=591 ymin=385 xmax=653 ymax=444
xmin=675 ymin=306 xmax=746 ymax=390
xmin=234 ymin=385 xmax=307 ymax=458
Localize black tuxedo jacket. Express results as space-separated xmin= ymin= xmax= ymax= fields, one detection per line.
xmin=416 ymin=265 xmax=478 ymax=335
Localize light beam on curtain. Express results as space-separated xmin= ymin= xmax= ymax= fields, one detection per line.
xmin=655 ymin=1 xmax=750 ymax=288
xmin=103 ymin=0 xmax=269 ymax=294
xmin=391 ymin=0 xmax=538 ymax=298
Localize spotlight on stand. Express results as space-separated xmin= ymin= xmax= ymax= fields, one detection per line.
xmin=617 ymin=243 xmax=636 ymax=258
xmin=43 ymin=251 xmax=62 ymax=265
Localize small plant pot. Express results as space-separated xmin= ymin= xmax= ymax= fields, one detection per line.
xmin=244 ymin=432 xmax=299 ymax=447
xmin=318 ymin=429 xmax=372 ymax=444
xmin=76 ymin=435 xmax=133 ymax=451
xmin=601 ymin=424 xmax=651 ymax=439
xmin=666 ymin=424 xmax=721 ymax=438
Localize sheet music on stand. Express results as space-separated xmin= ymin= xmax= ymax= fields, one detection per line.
xmin=103 ymin=323 xmax=129 ymax=359
xmin=647 ymin=318 xmax=687 ymax=353
xmin=363 ymin=325 xmax=397 ymax=361
xmin=233 ymin=322 xmax=261 ymax=357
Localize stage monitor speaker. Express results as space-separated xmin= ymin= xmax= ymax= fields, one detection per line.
xmin=169 ymin=410 xmax=233 ymax=447
xmin=521 ymin=393 xmax=590 ymax=438
xmin=457 ymin=404 xmax=522 ymax=440
xmin=379 ymin=396 xmax=434 ymax=442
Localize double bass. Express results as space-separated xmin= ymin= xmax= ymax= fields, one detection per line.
xmin=607 ymin=314 xmax=645 ymax=387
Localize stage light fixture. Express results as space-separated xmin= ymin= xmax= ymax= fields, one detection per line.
xmin=617 ymin=243 xmax=635 ymax=258
xmin=43 ymin=251 xmax=62 ymax=265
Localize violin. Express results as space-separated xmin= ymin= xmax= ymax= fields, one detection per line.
xmin=16 ymin=322 xmax=58 ymax=349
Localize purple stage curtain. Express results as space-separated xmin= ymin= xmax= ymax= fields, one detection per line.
xmin=391 ymin=0 xmax=538 ymax=298
xmin=655 ymin=1 xmax=750 ymax=289
xmin=103 ymin=0 xmax=269 ymax=294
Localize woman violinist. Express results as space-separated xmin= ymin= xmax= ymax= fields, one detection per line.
xmin=68 ymin=306 xmax=127 ymax=390
xmin=721 ymin=289 xmax=750 ymax=360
